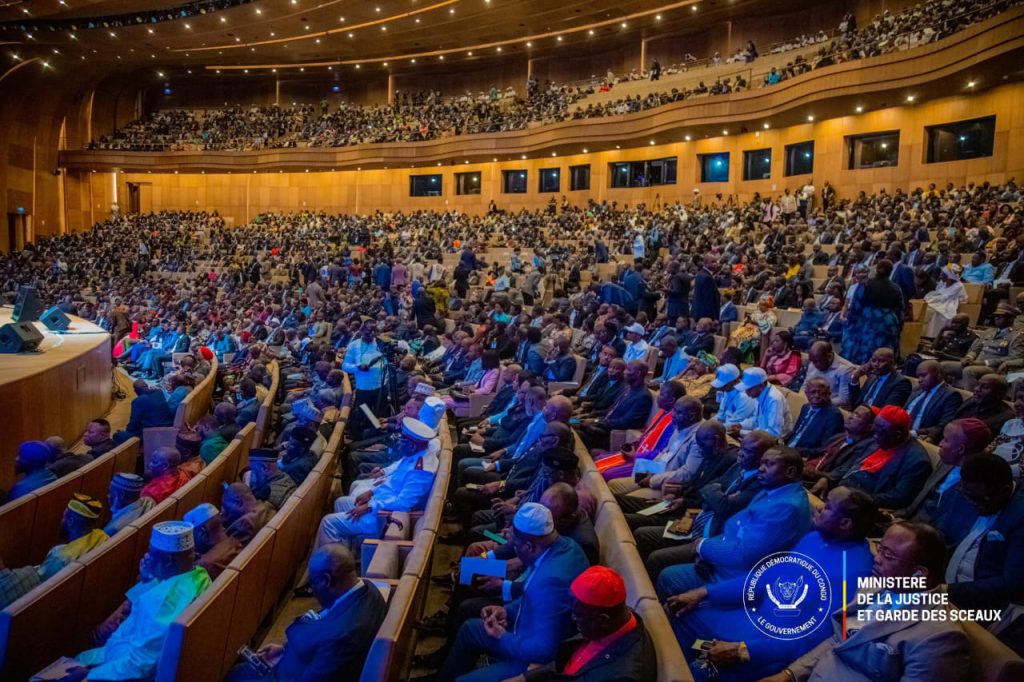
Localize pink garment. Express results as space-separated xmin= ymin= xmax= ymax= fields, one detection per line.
xmin=760 ymin=350 xmax=802 ymax=385
xmin=442 ymin=369 xmax=500 ymax=410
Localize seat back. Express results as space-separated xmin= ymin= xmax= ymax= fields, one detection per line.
xmin=73 ymin=526 xmax=141 ymax=650
xmin=78 ymin=451 xmax=117 ymax=502
xmin=358 ymin=574 xmax=420 ymax=682
xmin=223 ymin=528 xmax=278 ymax=671
xmin=231 ymin=422 xmax=256 ymax=480
xmin=28 ymin=474 xmax=83 ymax=564
xmin=572 ymin=354 xmax=587 ymax=384
xmin=0 ymin=562 xmax=85 ymax=681
xmin=0 ymin=494 xmax=38 ymax=568
xmin=157 ymin=570 xmax=240 ymax=682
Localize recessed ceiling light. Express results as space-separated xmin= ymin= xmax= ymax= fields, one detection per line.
xmin=381 ymin=26 xmax=387 ymax=31
xmin=339 ymin=17 xmax=345 ymax=22
xmin=684 ymin=135 xmax=691 ymax=141
xmin=256 ymin=8 xmax=262 ymax=14
xmin=807 ymin=115 xmax=814 ymax=122
xmin=649 ymin=140 xmax=655 ymax=145
xmin=692 ymin=4 xmax=699 ymax=11
xmin=497 ymin=47 xmax=502 ymax=52
xmin=468 ymin=51 xmax=473 ymax=55
xmin=906 ymin=95 xmax=915 ymax=102
xmin=220 ymin=17 xmax=227 ymax=23
xmin=383 ymin=62 xmax=388 ymax=66
xmin=588 ymin=30 xmax=594 ymax=36
xmin=967 ymin=80 xmax=976 ymax=87
xmin=557 ymin=36 xmax=563 ymax=42
xmin=551 ymin=152 xmax=557 ymax=156
xmin=348 ymin=33 xmax=354 ymax=38
xmin=621 ymin=22 xmax=628 ymax=28
xmin=656 ymin=14 xmax=662 ymax=20
xmin=526 ymin=41 xmax=532 ymax=47
xmin=450 ymin=8 xmax=455 ymax=13
xmin=582 ymin=148 xmax=588 ymax=153
xmin=438 ymin=55 xmax=444 ymax=60
xmin=355 ymin=64 xmax=361 ymax=68
xmin=722 ymin=129 xmax=728 ymax=135
xmin=184 ymin=23 xmax=191 ymax=29
xmin=147 ymin=28 xmax=153 ymax=34
xmin=411 ymin=58 xmax=416 ymax=63
xmin=762 ymin=122 xmax=770 ymax=129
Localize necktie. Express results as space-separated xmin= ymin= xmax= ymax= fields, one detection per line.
xmin=864 ymin=374 xmax=888 ymax=405
xmin=788 ymin=409 xmax=818 ymax=447
xmin=580 ymin=367 xmax=604 ymax=397
xmin=906 ymin=389 xmax=933 ymax=431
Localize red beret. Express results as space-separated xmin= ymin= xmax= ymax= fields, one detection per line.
xmin=571 ymin=566 xmax=626 ymax=608
xmin=877 ymin=405 xmax=910 ymax=431
xmin=199 ymin=346 xmax=214 ymax=361
xmin=954 ymin=417 xmax=993 ymax=451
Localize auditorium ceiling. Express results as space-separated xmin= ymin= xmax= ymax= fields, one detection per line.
xmin=0 ymin=0 xmax=823 ymax=78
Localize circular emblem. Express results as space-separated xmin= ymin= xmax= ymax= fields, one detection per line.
xmin=742 ymin=551 xmax=832 ymax=640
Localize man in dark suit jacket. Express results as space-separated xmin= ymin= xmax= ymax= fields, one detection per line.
xmin=692 ymin=257 xmax=721 ymax=321
xmin=234 ymin=378 xmax=261 ymax=428
xmin=905 ymin=360 xmax=964 ymax=443
xmin=783 ymin=378 xmax=844 ymax=458
xmin=546 ymin=337 xmax=578 ymax=383
xmin=953 ymin=373 xmax=1015 ymax=438
xmin=935 ymin=454 xmax=1024 ymax=654
xmin=681 ymin=318 xmax=715 ymax=356
xmin=437 ymin=504 xmax=589 ymax=681
xmin=522 ymin=566 xmax=656 ymax=682
xmin=413 ymin=288 xmax=438 ymax=329
xmin=905 ymin=418 xmax=992 ymax=523
xmin=114 ymin=380 xmax=175 ymax=444
xmin=576 ymin=362 xmax=653 ymax=451
xmin=848 ymin=347 xmax=912 ymax=409
xmin=578 ymin=359 xmax=625 ymax=416
xmin=839 ymin=405 xmax=932 ymax=510
xmin=227 ymin=544 xmax=386 ymax=681
xmin=888 ymin=246 xmax=918 ymax=305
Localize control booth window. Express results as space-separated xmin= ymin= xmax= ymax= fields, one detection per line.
xmin=785 ymin=141 xmax=815 ymax=176
xmin=609 ymin=157 xmax=677 ymax=188
xmin=846 ymin=131 xmax=900 ymax=169
xmin=409 ymin=174 xmax=442 ymax=197
xmin=502 ymin=169 xmax=528 ymax=194
xmin=570 ymin=164 xmax=591 ymax=191
xmin=743 ymin=149 xmax=771 ymax=181
xmin=698 ymin=152 xmax=730 ymax=183
xmin=456 ymin=172 xmax=482 ymax=195
xmin=539 ymin=168 xmax=561 ymax=193
xmin=926 ymin=115 xmax=995 ymax=163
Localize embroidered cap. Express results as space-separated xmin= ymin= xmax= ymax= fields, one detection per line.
xmin=150 ymin=520 xmax=195 ymax=553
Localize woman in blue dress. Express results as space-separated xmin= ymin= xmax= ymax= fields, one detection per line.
xmin=842 ymin=259 xmax=904 ymax=364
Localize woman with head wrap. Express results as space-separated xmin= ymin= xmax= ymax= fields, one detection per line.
xmin=841 ymin=259 xmax=905 ymax=364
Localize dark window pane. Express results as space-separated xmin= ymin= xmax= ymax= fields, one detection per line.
xmin=455 ymin=172 xmax=481 ymax=195
xmin=502 ymin=170 xmax=528 ymax=194
xmin=699 ymin=153 xmax=730 ymax=183
xmin=785 ymin=141 xmax=814 ymax=176
xmin=608 ymin=157 xmax=677 ymax=188
xmin=570 ymin=164 xmax=590 ymax=191
xmin=926 ymin=116 xmax=995 ymax=163
xmin=410 ymin=174 xmax=442 ymax=197
xmin=847 ymin=131 xmax=899 ymax=169
xmin=743 ymin=149 xmax=772 ymax=181
xmin=539 ymin=168 xmax=561 ymax=193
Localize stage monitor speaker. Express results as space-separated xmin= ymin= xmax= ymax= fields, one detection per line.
xmin=12 ymin=285 xmax=40 ymax=323
xmin=0 ymin=321 xmax=44 ymax=353
xmin=40 ymin=305 xmax=71 ymax=332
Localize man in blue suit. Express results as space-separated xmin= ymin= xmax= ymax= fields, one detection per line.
xmin=575 ymin=361 xmax=653 ymax=451
xmin=666 ymin=487 xmax=878 ymax=681
xmin=436 ymin=503 xmax=589 ymax=681
xmin=848 ymin=347 xmax=912 ymax=409
xmin=692 ymin=256 xmax=721 ymax=321
xmin=906 ymin=360 xmax=964 ymax=443
xmin=656 ymin=447 xmax=812 ymax=599
xmin=783 ymin=378 xmax=844 ymax=458
xmin=888 ymin=245 xmax=918 ymax=305
xmin=234 ymin=378 xmax=261 ymax=428
xmin=227 ymin=544 xmax=386 ymax=681
xmin=113 ymin=380 xmax=175 ymax=444
xmin=936 ymin=454 xmax=1024 ymax=654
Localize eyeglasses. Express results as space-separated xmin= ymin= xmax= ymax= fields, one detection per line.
xmin=876 ymin=544 xmax=914 ymax=564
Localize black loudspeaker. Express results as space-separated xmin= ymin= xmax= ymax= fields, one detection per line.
xmin=40 ymin=305 xmax=71 ymax=332
xmin=12 ymin=285 xmax=40 ymax=323
xmin=0 ymin=322 xmax=44 ymax=353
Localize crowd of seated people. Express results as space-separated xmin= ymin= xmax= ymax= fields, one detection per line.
xmin=1 ymin=171 xmax=1023 ymax=678
xmin=82 ymin=0 xmax=1020 ymax=154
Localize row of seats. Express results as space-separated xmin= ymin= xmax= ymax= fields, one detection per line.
xmin=358 ymin=421 xmax=454 ymax=682
xmin=0 ymin=423 xmax=253 ymax=681
xmin=156 ymin=390 xmax=352 ymax=682
xmin=251 ymin=360 xmax=280 ymax=449
xmin=142 ymin=355 xmax=220 ymax=461
xmin=572 ymin=435 xmax=691 ymax=682
xmin=0 ymin=437 xmax=140 ymax=568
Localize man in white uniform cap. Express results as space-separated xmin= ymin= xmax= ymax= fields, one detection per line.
xmin=622 ymin=323 xmax=650 ymax=363
xmin=316 ymin=417 xmax=438 ymax=550
xmin=64 ymin=521 xmax=211 ymax=681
